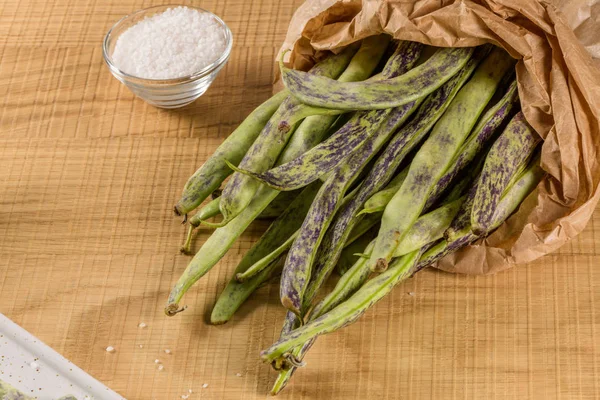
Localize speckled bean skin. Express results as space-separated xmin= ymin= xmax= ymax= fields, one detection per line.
xmin=471 ymin=111 xmax=541 ymax=234
xmin=277 ymin=42 xmax=429 ymax=316
xmin=281 ymin=47 xmax=474 ymax=110
xmin=302 ymin=46 xmax=490 ymax=308
xmin=279 ymin=99 xmax=419 ymax=316
xmin=425 ymin=79 xmax=520 ymax=210
xmin=234 ymin=42 xmax=423 ymax=191
xmin=219 ymin=38 xmax=387 ymax=223
xmin=370 ymin=48 xmax=515 ymax=272
xmin=267 ymin=162 xmax=543 ymax=376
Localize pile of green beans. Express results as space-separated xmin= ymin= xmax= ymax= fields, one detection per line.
xmin=168 ymin=35 xmax=544 ymax=395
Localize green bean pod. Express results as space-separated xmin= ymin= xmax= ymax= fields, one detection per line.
xmin=369 ymin=48 xmax=515 ymax=272
xmin=275 ymin=37 xmax=397 ymax=132
xmin=236 ymin=229 xmax=299 ymax=283
xmin=360 ymin=168 xmax=408 ymax=215
xmin=470 ymin=111 xmax=541 ymax=234
xmin=219 ymin=37 xmax=389 ymax=223
xmin=281 ymin=47 xmax=474 ymax=110
xmin=174 ymin=90 xmax=288 ymax=216
xmin=208 ymin=181 xmax=321 ymax=324
xmin=272 ymin=239 xmax=376 ymax=393
xmin=394 ymin=196 xmax=465 ymax=256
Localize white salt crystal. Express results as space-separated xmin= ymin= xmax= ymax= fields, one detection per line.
xmin=408 ymin=292 xmax=415 ymax=296
xmin=188 ymin=389 xmax=193 ymax=393
xmin=138 ymin=322 xmax=147 ymax=328
xmin=106 ymin=346 xmax=115 ymax=353
xmin=157 ymin=365 xmax=164 ymax=371
xmin=164 ymin=349 xmax=171 ymax=354
xmin=155 ymin=359 xmax=160 ymax=364
xmin=202 ymin=383 xmax=208 ymax=388
xmin=112 ymin=6 xmax=228 ymax=79
xmin=139 ymin=344 xmax=144 ymax=348
xmin=30 ymin=361 xmax=39 ymax=370
xmin=181 ymin=395 xmax=189 ymax=399
xmin=235 ymin=373 xmax=242 ymax=377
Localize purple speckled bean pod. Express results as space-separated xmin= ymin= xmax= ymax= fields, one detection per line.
xmin=280 ymin=47 xmax=475 ymax=110
xmin=231 ymin=42 xmax=424 ymax=191
xmin=470 ymin=111 xmax=541 ymax=235
xmin=424 ymin=79 xmax=520 ymax=210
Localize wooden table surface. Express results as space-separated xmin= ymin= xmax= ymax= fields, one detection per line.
xmin=1 ymin=1 xmax=599 ymax=399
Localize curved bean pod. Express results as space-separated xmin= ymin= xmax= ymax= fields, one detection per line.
xmin=281 ymin=47 xmax=474 ymax=110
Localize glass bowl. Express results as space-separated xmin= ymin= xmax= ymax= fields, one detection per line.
xmin=102 ymin=5 xmax=233 ymax=109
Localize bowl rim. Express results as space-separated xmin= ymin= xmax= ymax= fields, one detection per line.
xmin=102 ymin=4 xmax=233 ymax=83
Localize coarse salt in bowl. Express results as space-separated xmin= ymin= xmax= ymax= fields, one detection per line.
xmin=103 ymin=5 xmax=232 ymax=109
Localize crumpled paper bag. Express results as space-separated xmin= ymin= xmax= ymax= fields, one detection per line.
xmin=275 ymin=0 xmax=600 ymax=274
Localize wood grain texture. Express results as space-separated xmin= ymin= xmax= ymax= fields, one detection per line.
xmin=0 ymin=1 xmax=599 ymax=399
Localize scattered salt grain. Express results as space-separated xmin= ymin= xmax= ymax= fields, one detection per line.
xmin=408 ymin=292 xmax=415 ymax=296
xmin=106 ymin=346 xmax=115 ymax=353
xmin=181 ymin=395 xmax=189 ymax=399
xmin=235 ymin=373 xmax=242 ymax=377
xmin=111 ymin=6 xmax=228 ymax=79
xmin=202 ymin=383 xmax=209 ymax=388
xmin=30 ymin=361 xmax=39 ymax=370
xmin=139 ymin=344 xmax=144 ymax=348
xmin=138 ymin=322 xmax=147 ymax=328
xmin=157 ymin=365 xmax=164 ymax=371
xmin=188 ymin=389 xmax=193 ymax=393
xmin=164 ymin=349 xmax=171 ymax=354
xmin=154 ymin=359 xmax=160 ymax=364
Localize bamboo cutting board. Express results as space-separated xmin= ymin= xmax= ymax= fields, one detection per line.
xmin=1 ymin=1 xmax=599 ymax=399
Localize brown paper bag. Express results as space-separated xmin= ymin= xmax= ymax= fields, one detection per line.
xmin=275 ymin=0 xmax=600 ymax=275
